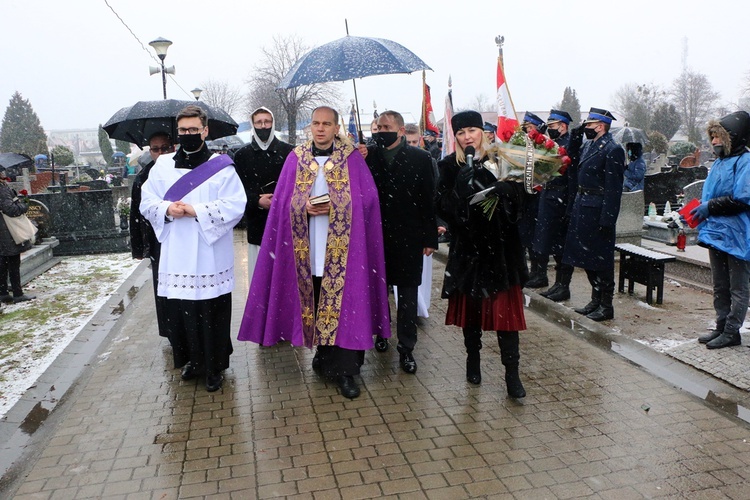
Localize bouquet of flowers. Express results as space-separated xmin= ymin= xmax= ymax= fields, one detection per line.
xmin=116 ymin=197 xmax=131 ymax=218
xmin=473 ymin=127 xmax=571 ymax=219
xmin=18 ymin=189 xmax=30 ymax=204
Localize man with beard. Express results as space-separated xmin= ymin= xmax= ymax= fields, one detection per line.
xmin=238 ymin=106 xmax=390 ymax=399
xmin=129 ymin=132 xmax=174 ymax=340
xmin=233 ymin=107 xmax=294 ymax=282
xmin=534 ymin=110 xmax=582 ymax=302
xmin=564 ymin=107 xmax=625 ymax=322
xmin=141 ymin=105 xmax=247 ymax=392
xmin=363 ymin=111 xmax=438 ymax=374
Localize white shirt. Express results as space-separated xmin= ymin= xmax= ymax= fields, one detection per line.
xmin=140 ymin=152 xmax=247 ymax=300
xmin=309 ymin=156 xmax=330 ymax=277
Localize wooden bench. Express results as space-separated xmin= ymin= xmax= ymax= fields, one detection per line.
xmin=615 ymin=243 xmax=676 ymax=305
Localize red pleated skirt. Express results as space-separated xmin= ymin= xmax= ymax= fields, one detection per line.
xmin=445 ymin=286 xmax=526 ymax=331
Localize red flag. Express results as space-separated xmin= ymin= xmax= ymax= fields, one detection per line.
xmin=421 ymin=71 xmax=440 ymax=136
xmin=496 ymin=55 xmax=518 ymax=142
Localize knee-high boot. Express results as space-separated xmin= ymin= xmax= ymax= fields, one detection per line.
xmin=463 ymin=328 xmax=482 ymax=385
xmin=574 ymin=284 xmax=600 ymax=315
xmin=497 ymin=331 xmax=526 ymax=398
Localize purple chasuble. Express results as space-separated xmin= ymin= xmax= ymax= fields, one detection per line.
xmin=237 ymin=140 xmax=390 ymax=350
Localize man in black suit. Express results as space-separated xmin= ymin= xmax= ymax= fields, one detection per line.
xmin=361 ymin=111 xmax=438 ymax=374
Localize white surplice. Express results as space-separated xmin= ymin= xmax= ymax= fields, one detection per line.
xmin=140 ymin=153 xmax=247 ymax=300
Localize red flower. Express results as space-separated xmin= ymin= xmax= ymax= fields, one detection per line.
xmin=544 ymin=139 xmax=556 ymax=150
xmin=559 ymin=155 xmax=571 ymax=175
xmin=557 ymin=146 xmax=567 ymax=157
xmin=19 ymin=189 xmax=28 ymax=196
xmin=500 ymin=130 xmax=514 ymax=143
xmin=534 ymin=134 xmax=545 ymax=145
xmin=527 ymin=129 xmax=539 ymax=141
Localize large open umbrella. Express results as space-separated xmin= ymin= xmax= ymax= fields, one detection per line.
xmin=278 ymin=27 xmax=431 ymax=139
xmin=103 ymin=99 xmax=238 ymax=148
xmin=611 ymin=126 xmax=649 ymax=146
xmin=0 ymin=152 xmax=33 ymax=180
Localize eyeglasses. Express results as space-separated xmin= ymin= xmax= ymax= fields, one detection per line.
xmin=253 ymin=119 xmax=273 ymax=127
xmin=150 ymin=145 xmax=173 ymax=153
xmin=177 ymin=127 xmax=204 ymax=135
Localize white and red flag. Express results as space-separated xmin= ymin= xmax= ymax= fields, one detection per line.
xmin=441 ymin=76 xmax=455 ymax=159
xmin=496 ymin=53 xmax=518 ymax=142
xmin=421 ymin=71 xmax=441 ymax=136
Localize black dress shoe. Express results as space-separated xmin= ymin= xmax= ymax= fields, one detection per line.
xmin=374 ymin=335 xmax=389 ymax=352
xmin=546 ymin=285 xmax=571 ymax=302
xmin=400 ymin=352 xmax=417 ymax=374
xmin=524 ymin=276 xmax=549 ymax=289
xmin=337 ymin=376 xmax=360 ymax=399
xmin=206 ymin=373 xmax=224 ymax=392
xmin=574 ymin=301 xmax=600 ymax=315
xmin=312 ymin=351 xmax=322 ymax=373
xmin=181 ymin=362 xmax=202 ymax=381
xmin=0 ymin=294 xmax=12 ymax=303
xmin=539 ymin=284 xmax=560 ymax=298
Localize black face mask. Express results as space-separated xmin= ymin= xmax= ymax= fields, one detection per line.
xmin=584 ymin=127 xmax=599 ymax=140
xmin=255 ymin=128 xmax=273 ymax=142
xmin=713 ymin=145 xmax=725 ymax=158
xmin=375 ymin=131 xmax=399 ymax=148
xmin=547 ymin=128 xmax=561 ymax=140
xmin=179 ymin=133 xmax=204 ymax=152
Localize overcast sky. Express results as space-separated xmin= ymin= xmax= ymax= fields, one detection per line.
xmin=2 ymin=0 xmax=749 ymax=132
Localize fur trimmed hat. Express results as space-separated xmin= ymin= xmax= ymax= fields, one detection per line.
xmin=451 ymin=111 xmax=483 ymax=135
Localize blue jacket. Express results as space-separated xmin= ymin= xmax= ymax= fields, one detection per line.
xmin=698 ymin=152 xmax=750 ymax=261
xmin=623 ymin=157 xmax=646 ymax=192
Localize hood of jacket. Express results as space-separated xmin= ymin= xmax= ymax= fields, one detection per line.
xmin=251 ymin=106 xmax=277 ymax=151
xmin=707 ymin=111 xmax=750 ymax=158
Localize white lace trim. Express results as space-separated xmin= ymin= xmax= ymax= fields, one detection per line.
xmin=160 ymin=268 xmax=234 ymax=291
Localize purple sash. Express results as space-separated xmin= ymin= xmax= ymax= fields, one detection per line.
xmin=164 ymin=154 xmax=234 ymax=202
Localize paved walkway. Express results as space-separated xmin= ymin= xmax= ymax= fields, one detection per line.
xmin=2 ymin=235 xmax=750 ymax=499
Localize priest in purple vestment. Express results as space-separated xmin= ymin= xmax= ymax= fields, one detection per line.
xmin=237 ymin=106 xmax=390 ymax=399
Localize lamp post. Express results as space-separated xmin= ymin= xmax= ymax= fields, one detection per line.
xmin=191 ymin=88 xmax=203 ymax=101
xmin=148 ymin=37 xmax=174 ymax=99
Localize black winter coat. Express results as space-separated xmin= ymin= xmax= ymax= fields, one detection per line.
xmin=563 ymin=132 xmax=625 ymax=271
xmin=436 ymin=153 xmax=528 ymax=298
xmin=129 ymin=160 xmax=160 ymax=260
xmin=233 ymin=137 xmax=294 ymax=244
xmin=0 ymin=183 xmax=31 ymax=256
xmin=366 ymin=140 xmax=438 ymax=287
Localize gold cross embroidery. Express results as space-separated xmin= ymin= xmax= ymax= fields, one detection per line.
xmin=328 ymin=237 xmax=347 ymax=259
xmin=328 ymin=169 xmax=348 ymax=190
xmin=296 ymin=176 xmax=314 ymax=189
xmin=318 ymin=305 xmax=339 ymax=326
xmin=293 ymin=239 xmax=309 ymax=260
xmin=301 ymin=306 xmax=314 ymax=326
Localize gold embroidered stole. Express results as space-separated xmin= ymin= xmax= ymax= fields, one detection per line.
xmin=290 ymin=141 xmax=354 ymax=347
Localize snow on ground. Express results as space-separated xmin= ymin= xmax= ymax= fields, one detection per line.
xmin=0 ymin=254 xmax=140 ymax=419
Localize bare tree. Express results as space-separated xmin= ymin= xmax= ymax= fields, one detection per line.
xmin=670 ymin=70 xmax=720 ymax=144
xmin=611 ymin=83 xmax=664 ymax=131
xmin=246 ymin=34 xmax=341 ymax=145
xmin=199 ymin=79 xmax=244 ymax=117
xmin=468 ymin=93 xmax=492 ymax=112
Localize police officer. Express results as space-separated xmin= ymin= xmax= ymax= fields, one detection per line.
xmin=518 ymin=111 xmax=548 ymax=288
xmin=563 ymin=108 xmax=625 ymax=321
xmin=483 ymin=122 xmax=497 ymax=143
xmin=534 ymin=110 xmax=581 ymax=302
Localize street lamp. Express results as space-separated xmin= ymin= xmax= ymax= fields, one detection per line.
xmin=148 ymin=37 xmax=175 ymax=99
xmin=191 ymin=88 xmax=203 ymax=101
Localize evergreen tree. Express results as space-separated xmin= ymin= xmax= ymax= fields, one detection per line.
xmin=51 ymin=145 xmax=74 ymax=167
xmin=558 ymin=87 xmax=581 ymax=126
xmin=0 ymin=91 xmax=49 ymax=157
xmin=115 ymin=139 xmax=132 ymax=155
xmin=98 ymin=124 xmax=114 ymax=166
xmin=650 ymin=103 xmax=682 ymax=141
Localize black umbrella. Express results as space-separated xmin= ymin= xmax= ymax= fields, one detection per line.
xmin=277 ymin=23 xmax=431 ymax=140
xmin=0 ymin=152 xmax=33 ymax=170
xmin=611 ymin=126 xmax=649 ymax=146
xmin=103 ymin=100 xmax=238 ymax=148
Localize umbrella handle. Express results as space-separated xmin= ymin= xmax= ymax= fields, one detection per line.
xmin=351 ymin=79 xmax=364 ymax=143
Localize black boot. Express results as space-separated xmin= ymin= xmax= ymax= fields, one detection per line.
xmin=539 ymin=283 xmax=561 ymax=298
xmin=497 ymin=331 xmax=526 ymax=398
xmin=706 ymin=330 xmax=742 ymax=349
xmin=574 ymin=286 xmax=600 ymax=315
xmin=698 ymin=320 xmax=725 ymax=344
xmin=546 ymin=264 xmax=572 ymax=302
xmin=463 ymin=328 xmax=482 ymax=385
xmin=587 ymin=291 xmax=614 ymax=322
xmin=525 ymin=260 xmax=549 ymax=288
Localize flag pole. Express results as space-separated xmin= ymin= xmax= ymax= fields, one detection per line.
xmin=420 ymin=70 xmax=427 ymax=137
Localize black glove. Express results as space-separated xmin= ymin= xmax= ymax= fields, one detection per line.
xmin=455 ymin=165 xmax=475 ymax=199
xmin=570 ymin=123 xmax=586 ymax=141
